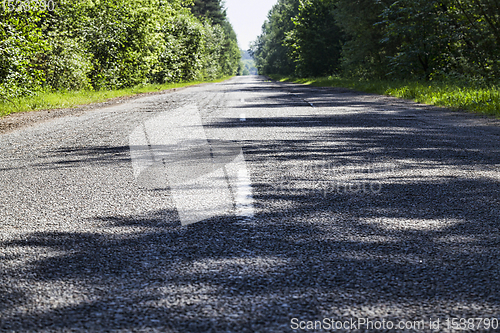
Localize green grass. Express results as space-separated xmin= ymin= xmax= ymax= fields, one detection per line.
xmin=0 ymin=76 xmax=233 ymax=117
xmin=269 ymin=75 xmax=500 ymax=117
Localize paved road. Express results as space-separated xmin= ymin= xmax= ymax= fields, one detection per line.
xmin=1 ymin=76 xmax=500 ymax=332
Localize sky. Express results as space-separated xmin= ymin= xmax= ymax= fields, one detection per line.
xmin=224 ymin=0 xmax=277 ymax=50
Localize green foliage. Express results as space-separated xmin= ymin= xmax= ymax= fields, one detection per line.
xmin=219 ymin=21 xmax=240 ymax=76
xmin=334 ymin=0 xmax=393 ymax=78
xmin=43 ymin=32 xmax=93 ymax=91
xmin=0 ymin=9 xmax=48 ymax=97
xmin=189 ymin=0 xmax=240 ymax=76
xmin=191 ymin=0 xmax=226 ymax=26
xmin=157 ymin=13 xmax=208 ymax=82
xmin=0 ymin=0 xmax=239 ymax=102
xmin=202 ymin=22 xmax=225 ymax=79
xmin=287 ymin=0 xmax=343 ymax=77
xmin=251 ymin=0 xmax=300 ymax=75
xmin=380 ymin=0 xmax=454 ymax=80
xmin=255 ymin=0 xmax=500 ymax=86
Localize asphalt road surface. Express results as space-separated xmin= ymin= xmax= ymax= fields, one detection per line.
xmin=1 ymin=76 xmax=500 ymax=332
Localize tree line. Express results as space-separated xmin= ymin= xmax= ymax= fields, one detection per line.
xmin=239 ymin=50 xmax=258 ymax=75
xmin=251 ymin=0 xmax=500 ymax=84
xmin=0 ymin=0 xmax=240 ymax=99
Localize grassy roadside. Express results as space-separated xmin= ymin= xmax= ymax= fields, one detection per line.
xmin=269 ymin=75 xmax=500 ymax=117
xmin=0 ymin=76 xmax=233 ymax=117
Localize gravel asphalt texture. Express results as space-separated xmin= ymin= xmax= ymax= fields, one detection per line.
xmin=1 ymin=76 xmax=500 ymax=332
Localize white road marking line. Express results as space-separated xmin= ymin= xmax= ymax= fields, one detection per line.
xmin=224 ymin=150 xmax=255 ymax=222
xmin=235 ymin=166 xmax=254 ymax=220
xmin=240 ymin=113 xmax=246 ymax=121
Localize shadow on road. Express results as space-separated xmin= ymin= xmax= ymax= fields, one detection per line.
xmin=1 ymin=81 xmax=500 ymax=331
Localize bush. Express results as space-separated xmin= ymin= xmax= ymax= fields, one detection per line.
xmin=43 ymin=33 xmax=93 ymax=91
xmin=0 ymin=0 xmax=240 ymax=101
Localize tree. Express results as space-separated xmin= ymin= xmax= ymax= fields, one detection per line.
xmin=190 ymin=0 xmax=240 ymax=76
xmin=446 ymin=0 xmax=500 ymax=81
xmin=251 ymin=0 xmax=300 ymax=75
xmin=191 ymin=0 xmax=226 ymax=25
xmin=380 ymin=0 xmax=454 ymax=80
xmin=0 ymin=0 xmax=240 ymax=98
xmin=334 ymin=0 xmax=395 ymax=78
xmin=0 ymin=8 xmax=48 ymax=97
xmin=287 ymin=0 xmax=344 ymax=77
